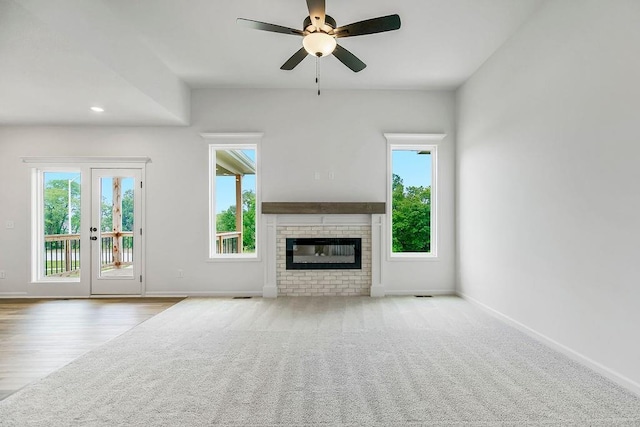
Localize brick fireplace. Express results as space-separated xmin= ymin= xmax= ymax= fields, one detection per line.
xmin=262 ymin=203 xmax=385 ymax=298
xmin=277 ymin=225 xmax=371 ymax=296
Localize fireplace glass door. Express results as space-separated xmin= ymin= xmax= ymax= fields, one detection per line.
xmin=286 ymin=238 xmax=361 ymax=270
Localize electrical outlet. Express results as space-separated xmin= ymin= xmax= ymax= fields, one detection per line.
xmin=6 ymin=220 xmax=14 ymax=229
xmin=0 ymin=271 xmax=6 ymax=279
xmin=177 ymin=269 xmax=184 ymax=279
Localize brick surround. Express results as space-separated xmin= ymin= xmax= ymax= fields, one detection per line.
xmin=277 ymin=225 xmax=371 ymax=296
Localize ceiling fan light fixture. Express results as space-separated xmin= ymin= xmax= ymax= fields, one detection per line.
xmin=302 ymin=32 xmax=336 ymax=57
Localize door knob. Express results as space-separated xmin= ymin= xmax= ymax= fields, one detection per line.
xmin=90 ymin=236 xmax=98 ymax=241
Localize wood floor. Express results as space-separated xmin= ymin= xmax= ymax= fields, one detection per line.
xmin=0 ymin=298 xmax=183 ymax=400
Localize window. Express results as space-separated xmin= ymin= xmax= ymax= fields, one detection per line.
xmin=33 ymin=169 xmax=82 ymax=281
xmin=209 ymin=143 xmax=259 ymax=258
xmin=386 ymin=134 xmax=441 ymax=258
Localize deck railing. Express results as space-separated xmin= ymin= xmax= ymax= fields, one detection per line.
xmin=44 ymin=234 xmax=81 ymax=276
xmin=99 ymin=231 xmax=134 ymax=268
xmin=44 ymin=231 xmax=134 ymax=277
xmin=45 ymin=230 xmax=242 ymax=276
xmin=215 ymin=231 xmax=242 ymax=254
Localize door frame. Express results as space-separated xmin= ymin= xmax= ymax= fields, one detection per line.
xmin=25 ymin=157 xmax=149 ymax=298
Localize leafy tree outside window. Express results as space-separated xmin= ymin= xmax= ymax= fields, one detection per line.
xmin=390 ymin=147 xmax=436 ymax=256
xmin=43 ymin=175 xmax=81 ymax=236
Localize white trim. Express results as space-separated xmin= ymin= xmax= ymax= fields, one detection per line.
xmin=370 ymin=286 xmax=385 ymax=297
xmin=144 ymin=291 xmax=263 ymax=297
xmin=31 ymin=167 xmax=84 ymax=284
xmin=201 ymin=132 xmax=264 ymax=141
xmin=387 ymin=253 xmax=439 ymax=261
xmin=1 ymin=295 xmax=88 ymax=299
xmin=87 ymin=295 xmax=146 ymax=298
xmin=383 ymin=133 xmax=446 ymax=142
xmin=0 ymin=292 xmax=29 ymax=297
xmin=22 ymin=156 xmax=150 ymax=164
xmin=386 ymin=135 xmax=439 ymax=260
xmin=459 ymin=292 xmax=640 ymax=398
xmin=275 ymin=214 xmax=371 ymax=226
xmin=0 ymin=294 xmax=171 ymax=299
xmin=386 ymin=290 xmax=456 ymax=296
xmin=262 ymin=285 xmax=278 ymax=298
xmin=264 ymin=215 xmax=277 ymax=297
xmin=206 ymin=255 xmax=261 ymax=263
xmin=370 ymin=214 xmax=384 ymax=297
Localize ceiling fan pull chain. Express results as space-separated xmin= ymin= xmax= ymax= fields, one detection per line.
xmin=316 ymin=56 xmax=321 ymax=96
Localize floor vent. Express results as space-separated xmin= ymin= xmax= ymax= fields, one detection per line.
xmin=415 ymin=295 xmax=433 ymax=298
xmin=232 ymin=296 xmax=253 ymax=299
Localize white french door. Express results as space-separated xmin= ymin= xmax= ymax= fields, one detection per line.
xmin=90 ymin=169 xmax=143 ymax=295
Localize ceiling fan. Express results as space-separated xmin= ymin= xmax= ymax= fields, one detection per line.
xmin=237 ymin=0 xmax=401 ymax=76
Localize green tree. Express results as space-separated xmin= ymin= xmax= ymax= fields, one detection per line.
xmin=216 ymin=206 xmax=236 ymax=233
xmin=122 ymin=189 xmax=134 ymax=232
xmin=44 ymin=179 xmax=80 ymax=235
xmin=100 ymin=189 xmax=133 ymax=232
xmin=242 ymin=189 xmax=256 ymax=251
xmin=101 ymin=198 xmax=112 ymax=232
xmin=391 ymin=174 xmax=431 ymax=253
xmin=215 ymin=189 xmax=256 ymax=252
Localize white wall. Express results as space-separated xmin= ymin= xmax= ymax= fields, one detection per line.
xmin=457 ymin=0 xmax=640 ymax=393
xmin=0 ymin=89 xmax=456 ymax=297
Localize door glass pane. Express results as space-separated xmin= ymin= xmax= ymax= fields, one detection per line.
xmin=43 ymin=172 xmax=81 ymax=278
xmin=99 ymin=176 xmax=134 ymax=278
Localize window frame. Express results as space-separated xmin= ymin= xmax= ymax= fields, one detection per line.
xmin=31 ymin=167 xmax=84 ymax=282
xmin=386 ymin=133 xmax=444 ymax=260
xmin=207 ymin=134 xmax=261 ymax=260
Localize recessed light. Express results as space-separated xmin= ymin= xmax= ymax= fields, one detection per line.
xmin=90 ymin=106 xmax=104 ymax=113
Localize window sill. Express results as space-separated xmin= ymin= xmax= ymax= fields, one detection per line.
xmin=207 ymin=255 xmax=261 ymax=263
xmin=30 ymin=278 xmax=81 ymax=284
xmin=388 ymin=253 xmax=439 ymax=262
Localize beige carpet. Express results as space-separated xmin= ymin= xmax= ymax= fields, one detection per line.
xmin=0 ymin=296 xmax=639 ymax=426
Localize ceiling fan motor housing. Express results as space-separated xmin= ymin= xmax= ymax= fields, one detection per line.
xmin=304 ymin=15 xmax=336 ymax=34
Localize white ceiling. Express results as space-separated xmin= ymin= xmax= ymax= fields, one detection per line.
xmin=0 ymin=0 xmax=544 ymax=125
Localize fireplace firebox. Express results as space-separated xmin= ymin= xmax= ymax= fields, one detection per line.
xmin=286 ymin=238 xmax=362 ymax=270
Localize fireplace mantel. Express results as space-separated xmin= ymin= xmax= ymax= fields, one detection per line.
xmin=262 ymin=202 xmax=385 ymax=215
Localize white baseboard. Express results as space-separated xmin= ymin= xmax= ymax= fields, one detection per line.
xmin=262 ymin=285 xmax=277 ymax=298
xmin=144 ymin=291 xmax=263 ymax=298
xmin=90 ymin=295 xmax=148 ymax=298
xmin=1 ymin=294 xmax=176 ymax=299
xmin=458 ymin=292 xmax=640 ymax=398
xmin=370 ymin=285 xmax=385 ymax=297
xmin=0 ymin=292 xmax=30 ymax=298
xmin=385 ymin=289 xmax=456 ymax=296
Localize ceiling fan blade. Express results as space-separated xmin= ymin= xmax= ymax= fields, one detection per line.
xmin=281 ymin=48 xmax=309 ymax=70
xmin=306 ymin=0 xmax=326 ymax=29
xmin=237 ymin=18 xmax=304 ymax=36
xmin=333 ymin=14 xmax=401 ymax=38
xmin=333 ymin=44 xmax=366 ymax=72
